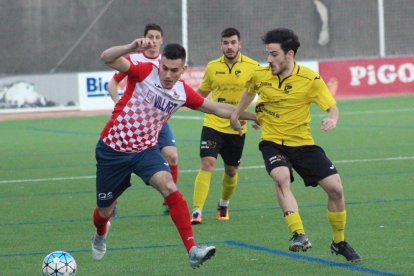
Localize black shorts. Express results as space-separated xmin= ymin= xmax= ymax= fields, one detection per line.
xmin=258 ymin=140 xmax=338 ymax=187
xmin=199 ymin=126 xmax=246 ymax=166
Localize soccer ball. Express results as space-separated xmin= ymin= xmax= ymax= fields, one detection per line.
xmin=42 ymin=251 xmax=77 ymax=276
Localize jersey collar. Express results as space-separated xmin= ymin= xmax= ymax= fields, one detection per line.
xmin=220 ymin=53 xmax=243 ymax=64
xmin=142 ymin=51 xmax=161 ymax=60
xmin=291 ymin=62 xmax=300 ymax=75
xmin=276 ymin=62 xmax=300 ymax=79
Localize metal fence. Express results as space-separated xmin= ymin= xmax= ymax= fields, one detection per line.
xmin=1 ymin=0 xmax=413 ymax=75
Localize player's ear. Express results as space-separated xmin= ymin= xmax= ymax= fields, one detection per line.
xmin=182 ymin=64 xmax=188 ymax=74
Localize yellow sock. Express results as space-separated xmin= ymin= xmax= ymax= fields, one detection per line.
xmin=192 ymin=170 xmax=212 ymax=211
xmin=221 ymin=173 xmax=238 ymax=201
xmin=327 ymin=210 xmax=346 ymax=243
xmin=283 ymin=212 xmax=305 ymax=234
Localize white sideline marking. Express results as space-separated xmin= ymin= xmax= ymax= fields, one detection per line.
xmin=1 ymin=156 xmax=413 ymax=184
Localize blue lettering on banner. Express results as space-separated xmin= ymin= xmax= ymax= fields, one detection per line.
xmin=153 ymin=94 xmax=178 ymax=114
xmin=86 ymin=77 xmax=110 ymax=97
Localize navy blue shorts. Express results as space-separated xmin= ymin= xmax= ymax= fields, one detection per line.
xmin=258 ymin=140 xmax=338 ymax=187
xmin=157 ymin=123 xmax=176 ymax=149
xmin=95 ymin=139 xmax=170 ymax=207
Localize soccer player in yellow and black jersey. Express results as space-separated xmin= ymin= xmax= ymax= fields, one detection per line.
xmin=230 ymin=28 xmax=361 ymax=263
xmin=191 ymin=28 xmax=259 ymax=225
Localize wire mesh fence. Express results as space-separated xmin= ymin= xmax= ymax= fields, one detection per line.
xmin=1 ymin=0 xmax=413 ymax=74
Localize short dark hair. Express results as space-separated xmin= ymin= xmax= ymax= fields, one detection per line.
xmin=162 ymin=43 xmax=186 ymax=61
xmin=262 ymin=28 xmax=300 ymax=55
xmin=221 ymin=27 xmax=240 ymax=40
xmin=144 ymin=23 xmax=163 ymax=37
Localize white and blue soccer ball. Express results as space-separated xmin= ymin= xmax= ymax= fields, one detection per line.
xmin=42 ymin=251 xmax=77 ymax=276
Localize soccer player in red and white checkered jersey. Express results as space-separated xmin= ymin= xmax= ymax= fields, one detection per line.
xmin=92 ymin=38 xmax=256 ymax=268
xmin=108 ymin=24 xmax=177 ymax=216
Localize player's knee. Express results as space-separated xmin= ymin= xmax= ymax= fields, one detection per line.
xmin=270 ymin=166 xmax=290 ymax=184
xmin=322 ymin=174 xmax=344 ymax=200
xmin=98 ymin=205 xmax=114 ymax=218
xmin=201 ymin=157 xmax=216 ymax=171
xmin=165 ymin=153 xmax=178 ymax=165
xmin=224 ymin=167 xmax=238 ymax=177
xmin=162 ymin=147 xmax=178 ymax=165
xmin=272 ymin=172 xmax=291 ymax=186
xmin=164 ymin=181 xmax=179 ymax=196
xmin=328 ymin=184 xmax=344 ymax=200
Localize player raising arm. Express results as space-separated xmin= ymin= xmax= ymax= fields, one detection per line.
xmin=92 ymin=37 xmax=255 ymax=269
xmin=107 ymin=24 xmax=178 ymax=216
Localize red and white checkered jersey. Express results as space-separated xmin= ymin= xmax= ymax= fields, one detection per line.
xmin=113 ymin=52 xmax=160 ymax=82
xmin=101 ymin=62 xmax=204 ymax=153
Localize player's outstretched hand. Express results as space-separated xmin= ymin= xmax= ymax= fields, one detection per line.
xmin=252 ymin=121 xmax=261 ymax=130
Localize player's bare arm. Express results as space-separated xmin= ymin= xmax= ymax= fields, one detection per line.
xmin=196 ymin=98 xmax=256 ymax=122
xmin=230 ymin=90 xmax=256 ymax=135
xmin=321 ymin=104 xmax=339 ymax=131
xmin=100 ymin=38 xmax=154 ymax=72
xmin=196 ymin=88 xmax=210 ymax=98
xmin=107 ymin=78 xmax=120 ymax=103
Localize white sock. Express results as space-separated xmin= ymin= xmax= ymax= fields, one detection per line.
xmin=219 ymin=199 xmax=229 ymax=207
xmin=192 ymin=209 xmax=202 ymax=216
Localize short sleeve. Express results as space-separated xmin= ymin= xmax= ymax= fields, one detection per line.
xmin=113 ymin=71 xmax=126 ymax=82
xmin=183 ymin=82 xmax=205 ymax=109
xmin=126 ymin=62 xmax=153 ymax=82
xmin=309 ymin=76 xmax=336 ymax=111
xmin=112 ymin=55 xmax=132 ymax=82
xmin=245 ymin=74 xmax=257 ymax=96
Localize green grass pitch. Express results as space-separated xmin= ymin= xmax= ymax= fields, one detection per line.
xmin=1 ymin=95 xmax=413 ymax=275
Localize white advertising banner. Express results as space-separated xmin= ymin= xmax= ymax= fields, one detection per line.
xmin=2 ymin=61 xmax=320 ymax=114
xmin=77 ymin=71 xmax=117 ymax=110
xmin=0 ymin=73 xmax=79 ymax=113
xmin=298 ymin=61 xmax=319 ymax=72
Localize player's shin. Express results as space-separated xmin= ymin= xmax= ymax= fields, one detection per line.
xmin=93 ymin=207 xmax=112 ymax=236
xmin=327 ymin=209 xmax=346 ymax=243
xmin=165 ymin=191 xmax=195 ymax=252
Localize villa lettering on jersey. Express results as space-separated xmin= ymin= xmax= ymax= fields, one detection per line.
xmin=349 ymin=63 xmax=414 ymax=86
xmin=153 ymin=94 xmax=178 ymax=114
